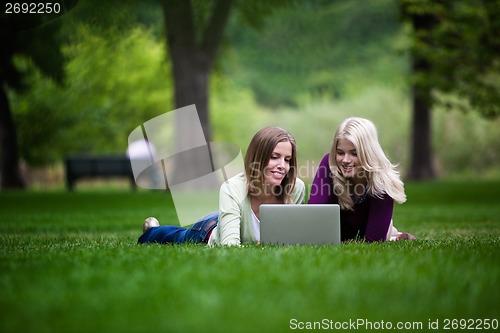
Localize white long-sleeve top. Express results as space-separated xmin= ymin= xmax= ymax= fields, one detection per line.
xmin=207 ymin=173 xmax=306 ymax=246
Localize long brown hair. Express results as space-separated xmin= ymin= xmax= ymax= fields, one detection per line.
xmin=244 ymin=127 xmax=297 ymax=203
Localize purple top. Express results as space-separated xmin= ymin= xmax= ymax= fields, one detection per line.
xmin=308 ymin=154 xmax=394 ymax=242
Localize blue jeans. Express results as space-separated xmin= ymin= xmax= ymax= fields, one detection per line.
xmin=137 ymin=211 xmax=218 ymax=244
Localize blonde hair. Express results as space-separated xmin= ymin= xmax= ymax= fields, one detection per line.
xmin=244 ymin=127 xmax=297 ymax=204
xmin=329 ymin=117 xmax=406 ymax=210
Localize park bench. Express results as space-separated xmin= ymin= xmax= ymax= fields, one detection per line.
xmin=65 ymin=155 xmax=136 ymax=190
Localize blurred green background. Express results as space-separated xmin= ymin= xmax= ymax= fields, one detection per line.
xmin=2 ymin=0 xmax=500 ymax=189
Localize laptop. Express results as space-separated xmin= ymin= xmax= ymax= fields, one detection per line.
xmin=259 ymin=204 xmax=341 ymax=245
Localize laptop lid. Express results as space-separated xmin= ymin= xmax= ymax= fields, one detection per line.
xmin=259 ymin=204 xmax=341 ymax=245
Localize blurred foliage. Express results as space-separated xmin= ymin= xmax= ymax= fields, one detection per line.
xmin=6 ymin=0 xmax=500 ymax=179
xmin=226 ymin=0 xmax=407 ymax=107
xmin=0 ymin=0 xmax=75 ymax=90
xmin=400 ymin=0 xmax=500 ymax=117
xmin=11 ymin=24 xmax=172 ymax=166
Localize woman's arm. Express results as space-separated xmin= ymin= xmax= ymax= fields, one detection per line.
xmin=308 ymin=154 xmax=337 ymax=204
xmin=292 ymin=178 xmax=306 ymax=204
xmin=217 ymin=180 xmax=245 ymax=246
xmin=364 ymin=194 xmax=394 ymax=242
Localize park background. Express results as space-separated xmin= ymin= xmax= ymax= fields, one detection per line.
xmin=2 ymin=0 xmax=500 ymax=188
xmin=1 ymin=0 xmax=499 ymax=333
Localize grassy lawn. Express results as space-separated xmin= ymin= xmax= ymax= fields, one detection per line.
xmin=1 ymin=181 xmax=499 ymax=333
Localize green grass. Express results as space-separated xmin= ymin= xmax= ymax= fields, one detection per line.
xmin=1 ymin=181 xmax=499 ymax=333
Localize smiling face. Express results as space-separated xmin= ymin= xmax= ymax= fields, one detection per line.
xmin=245 ymin=127 xmax=297 ymax=202
xmin=264 ymin=141 xmax=292 ymax=189
xmin=335 ymin=139 xmax=364 ymax=181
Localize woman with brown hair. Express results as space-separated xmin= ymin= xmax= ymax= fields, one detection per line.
xmin=138 ymin=127 xmax=305 ymax=246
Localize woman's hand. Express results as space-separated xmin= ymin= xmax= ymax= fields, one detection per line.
xmin=396 ymin=232 xmax=417 ymax=241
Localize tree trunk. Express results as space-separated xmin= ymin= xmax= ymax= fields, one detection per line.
xmin=405 ymin=6 xmax=437 ymax=181
xmin=0 ymin=86 xmax=25 ymax=189
xmin=161 ymin=0 xmax=233 ymax=188
xmin=161 ymin=0 xmax=233 ymax=143
xmin=407 ymin=85 xmax=435 ymax=180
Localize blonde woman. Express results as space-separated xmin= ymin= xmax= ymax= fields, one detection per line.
xmin=308 ymin=117 xmax=415 ymax=242
xmin=138 ymin=127 xmax=306 ymax=246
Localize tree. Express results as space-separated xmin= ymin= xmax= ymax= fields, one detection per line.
xmin=159 ymin=0 xmax=294 ymax=186
xmin=161 ymin=0 xmax=233 ymax=145
xmin=0 ymin=8 xmax=69 ymax=188
xmin=4 ymin=0 xmax=296 ymax=189
xmin=400 ymin=0 xmax=500 ymax=180
xmin=12 ymin=24 xmax=173 ymax=167
xmin=1 ymin=0 xmax=152 ymax=189
xmin=160 ymin=0 xmax=297 ymax=139
xmin=402 ymin=1 xmax=438 ymax=180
